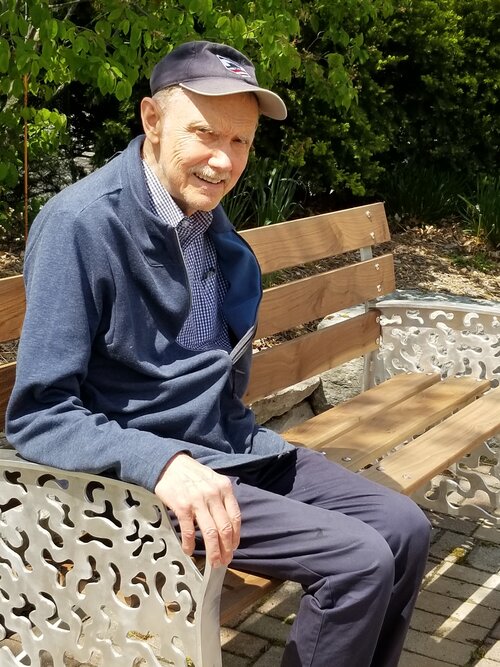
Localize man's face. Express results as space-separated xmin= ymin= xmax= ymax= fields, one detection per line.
xmin=146 ymin=88 xmax=259 ymax=216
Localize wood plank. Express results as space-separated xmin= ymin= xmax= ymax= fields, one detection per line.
xmin=283 ymin=372 xmax=441 ymax=447
xmin=0 ymin=362 xmax=16 ymax=432
xmin=316 ymin=377 xmax=491 ymax=471
xmin=361 ymin=387 xmax=500 ymax=494
xmin=240 ymin=203 xmax=389 ymax=274
xmin=219 ymin=569 xmax=282 ymax=626
xmin=0 ymin=275 xmax=25 ymax=343
xmin=245 ymin=311 xmax=380 ymax=404
xmin=256 ymin=255 xmax=395 ymax=339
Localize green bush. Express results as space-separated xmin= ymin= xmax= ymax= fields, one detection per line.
xmin=379 ymin=160 xmax=467 ymax=225
xmin=459 ymin=175 xmax=500 ymax=247
xmin=223 ymin=154 xmax=301 ymax=229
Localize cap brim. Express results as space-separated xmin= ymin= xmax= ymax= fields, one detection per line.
xmin=179 ymin=79 xmax=287 ymax=120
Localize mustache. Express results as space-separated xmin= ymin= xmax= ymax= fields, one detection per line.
xmin=191 ymin=166 xmax=231 ymax=182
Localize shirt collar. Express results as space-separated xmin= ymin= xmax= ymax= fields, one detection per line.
xmin=142 ymin=159 xmax=213 ymax=246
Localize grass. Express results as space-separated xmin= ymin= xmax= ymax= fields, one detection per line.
xmin=450 ymin=250 xmax=497 ymax=273
xmin=459 ymin=174 xmax=500 ymax=248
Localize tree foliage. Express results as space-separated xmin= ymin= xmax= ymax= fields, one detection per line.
xmin=0 ymin=0 xmax=498 ymax=237
xmin=0 ymin=0 xmax=391 ymax=235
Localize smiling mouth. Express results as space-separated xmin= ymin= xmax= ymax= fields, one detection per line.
xmin=192 ymin=168 xmax=230 ymax=186
xmin=196 ymin=174 xmax=224 ymax=185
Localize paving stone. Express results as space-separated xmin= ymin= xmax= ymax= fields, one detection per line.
xmin=491 ymin=620 xmax=500 ymax=641
xmin=426 ymin=512 xmax=478 ymax=537
xmin=256 ymin=580 xmax=302 ymax=619
xmin=410 ymin=608 xmax=489 ymax=645
xmin=415 ymin=591 xmax=500 ymax=628
xmin=238 ymin=612 xmax=290 ymax=644
xmin=424 ymin=575 xmax=500 ymax=610
xmin=399 ymin=650 xmax=455 ymax=666
xmin=222 ymin=651 xmax=252 ymax=667
xmin=485 ymin=640 xmax=500 ymax=661
xmin=220 ymin=627 xmax=269 ymax=659
xmin=429 ymin=531 xmax=475 ymax=562
xmin=475 ymin=660 xmax=500 ymax=667
xmin=467 ymin=543 xmax=500 ymax=574
xmin=428 ymin=561 xmax=500 ymax=590
xmin=474 ymin=522 xmax=500 ymax=545
xmin=403 ymin=629 xmax=474 ymax=665
xmin=251 ymin=645 xmax=285 ymax=667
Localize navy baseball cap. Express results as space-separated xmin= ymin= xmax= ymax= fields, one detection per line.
xmin=150 ymin=41 xmax=287 ymax=120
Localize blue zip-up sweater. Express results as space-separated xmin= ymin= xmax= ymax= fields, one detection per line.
xmin=6 ymin=136 xmax=292 ymax=491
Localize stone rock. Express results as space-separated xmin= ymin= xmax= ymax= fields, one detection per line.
xmin=263 ymin=400 xmax=315 ymax=434
xmin=310 ymin=358 xmax=363 ymax=414
xmin=250 ymin=377 xmax=320 ymax=425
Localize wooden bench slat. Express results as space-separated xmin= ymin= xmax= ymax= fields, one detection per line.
xmin=257 ymin=255 xmax=395 ymax=339
xmin=317 ymin=377 xmax=491 ymax=471
xmin=219 ymin=569 xmax=282 ymax=626
xmin=283 ymin=372 xmax=441 ymax=448
xmin=245 ymin=311 xmax=380 ymax=404
xmin=240 ymin=203 xmax=389 ymax=274
xmin=0 ymin=362 xmax=16 ymax=432
xmin=361 ymin=387 xmax=500 ymax=494
xmin=0 ymin=275 xmax=25 ymax=343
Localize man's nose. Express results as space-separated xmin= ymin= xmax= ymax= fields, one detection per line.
xmin=208 ymin=148 xmax=232 ymax=172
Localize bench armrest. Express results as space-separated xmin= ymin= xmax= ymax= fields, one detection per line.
xmin=0 ymin=448 xmax=224 ymax=667
xmin=364 ymin=291 xmax=500 ymax=525
xmin=366 ymin=291 xmax=500 ymax=388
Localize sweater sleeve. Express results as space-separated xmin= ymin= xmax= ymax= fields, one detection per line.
xmin=6 ymin=199 xmax=189 ymax=492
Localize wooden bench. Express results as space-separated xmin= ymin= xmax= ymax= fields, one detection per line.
xmin=1 ymin=202 xmax=499 ymax=667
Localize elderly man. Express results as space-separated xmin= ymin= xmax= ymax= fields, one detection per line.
xmin=7 ymin=41 xmax=430 ymax=666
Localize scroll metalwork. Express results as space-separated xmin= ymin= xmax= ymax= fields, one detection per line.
xmin=368 ymin=297 xmax=500 ymax=524
xmin=0 ymin=449 xmax=223 ymax=666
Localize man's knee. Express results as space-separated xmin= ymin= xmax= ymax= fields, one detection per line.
xmin=392 ymin=495 xmax=431 ymax=552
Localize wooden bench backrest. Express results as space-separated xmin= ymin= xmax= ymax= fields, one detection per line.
xmin=0 ymin=202 xmax=394 ymax=430
xmin=241 ymin=202 xmax=394 ymax=402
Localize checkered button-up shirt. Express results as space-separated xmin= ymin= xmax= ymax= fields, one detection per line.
xmin=142 ymin=161 xmax=232 ymax=352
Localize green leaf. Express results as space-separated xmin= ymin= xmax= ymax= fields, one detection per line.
xmin=216 ymin=16 xmax=230 ymax=29
xmin=0 ymin=37 xmax=9 ymax=73
xmin=97 ymin=64 xmax=115 ymax=94
xmin=108 ymin=7 xmax=124 ymax=23
xmin=95 ymin=20 xmax=111 ymax=40
xmin=18 ymin=15 xmax=29 ymax=37
xmin=74 ymin=35 xmax=89 ymax=54
xmin=130 ymin=24 xmax=141 ymax=50
xmin=119 ymin=19 xmax=130 ymax=35
xmin=115 ymin=79 xmax=132 ymax=101
xmin=8 ymin=10 xmax=18 ymax=34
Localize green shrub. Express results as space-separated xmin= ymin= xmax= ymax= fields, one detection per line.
xmin=223 ymin=155 xmax=301 ymax=230
xmin=379 ymin=160 xmax=467 ymax=225
xmin=459 ymin=175 xmax=500 ymax=247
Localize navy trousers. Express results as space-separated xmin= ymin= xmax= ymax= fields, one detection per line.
xmin=217 ymin=447 xmax=431 ymax=667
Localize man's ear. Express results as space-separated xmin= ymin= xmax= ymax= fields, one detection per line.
xmin=140 ymin=97 xmax=162 ymax=145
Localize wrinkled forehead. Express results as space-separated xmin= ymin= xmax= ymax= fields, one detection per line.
xmin=156 ymin=87 xmax=260 ymax=133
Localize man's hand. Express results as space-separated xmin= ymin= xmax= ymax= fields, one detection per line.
xmin=154 ymin=453 xmax=241 ymax=568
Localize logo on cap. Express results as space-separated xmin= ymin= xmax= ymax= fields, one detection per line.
xmin=216 ymin=55 xmax=251 ymax=78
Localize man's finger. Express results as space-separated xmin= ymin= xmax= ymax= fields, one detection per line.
xmin=223 ymin=491 xmax=242 ymax=549
xmin=176 ymin=511 xmax=197 ymax=556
